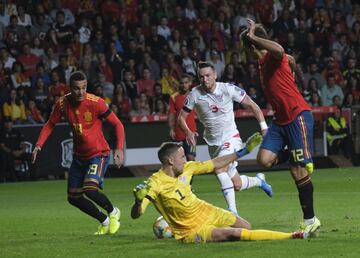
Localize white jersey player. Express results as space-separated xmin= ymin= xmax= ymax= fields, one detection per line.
xmin=178 ymin=61 xmax=272 ymax=214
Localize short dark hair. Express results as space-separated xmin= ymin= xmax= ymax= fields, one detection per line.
xmin=181 ymin=73 xmax=193 ymax=81
xmin=69 ymin=71 xmax=87 ymax=87
xmin=158 ymin=142 xmax=182 ymax=164
xmin=197 ymin=61 xmax=215 ymax=70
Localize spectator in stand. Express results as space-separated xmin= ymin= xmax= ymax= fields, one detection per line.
xmin=50 ymin=0 xmax=75 ymax=26
xmin=94 ymin=84 xmax=111 ymax=105
xmin=49 ymin=70 xmax=70 ymax=98
xmin=321 ymin=75 xmax=344 ymax=106
xmin=107 ymin=41 xmax=124 ymax=85
xmin=157 ymin=16 xmax=171 ymax=41
xmin=152 ymin=98 xmax=167 ymax=115
xmin=6 ymin=14 xmax=27 ymax=43
xmin=137 ymin=67 xmax=155 ymax=98
xmin=163 ymin=52 xmax=183 ymax=81
xmin=322 ymin=57 xmax=344 ymax=87
xmin=123 ymin=38 xmax=143 ymax=64
xmin=242 ymin=62 xmax=262 ymax=91
xmin=65 ymin=47 xmax=77 ymax=67
xmin=137 ymin=52 xmax=160 ymax=81
xmin=26 ymin=99 xmax=44 ymax=124
xmin=16 ymin=5 xmax=32 ymax=28
xmin=146 ymin=26 xmax=167 ymax=64
xmin=343 ymin=58 xmax=360 ymax=83
xmin=30 ymin=77 xmax=50 ymax=117
xmin=96 ymin=52 xmax=113 ymax=84
xmin=100 ymin=0 xmax=121 ymax=23
xmin=159 ymin=67 xmax=179 ymax=98
xmin=3 ymin=89 xmax=27 ymax=124
xmin=78 ymin=17 xmax=92 ymax=44
xmin=52 ymin=54 xmax=76 ymax=85
xmin=129 ymin=97 xmax=151 ymax=116
xmin=97 ymin=73 xmax=114 ymax=101
xmin=52 ymin=11 xmax=73 ymax=49
xmin=346 ymin=77 xmax=360 ymax=104
xmin=10 ymin=61 xmax=31 ymax=89
xmin=30 ymin=14 xmax=50 ymax=41
xmin=273 ymin=8 xmax=296 ymax=45
xmin=30 ymin=37 xmax=45 ymax=59
xmin=112 ymin=89 xmax=132 ymax=120
xmin=303 ymin=78 xmax=321 ymax=102
xmin=343 ymin=93 xmax=355 ymax=108
xmin=221 ymin=63 xmax=242 ymax=87
xmin=248 ymin=86 xmax=266 ymax=109
xmin=168 ymin=29 xmax=185 ymax=57
xmin=0 ymin=47 xmax=16 ymax=70
xmin=42 ymin=47 xmax=58 ymax=71
xmin=91 ymin=30 xmax=106 ymax=54
xmin=169 ymin=5 xmax=191 ymax=37
xmin=209 ymin=49 xmax=225 ymax=78
xmin=332 ymin=95 xmax=342 ymax=108
xmin=118 ymin=69 xmax=137 ymax=103
xmin=152 ymin=82 xmax=169 ymax=107
xmin=332 ymin=33 xmax=350 ymax=61
xmin=17 ymin=43 xmax=39 ymax=79
xmin=180 ymin=45 xmax=197 ymax=77
xmin=303 ymin=61 xmax=326 ymax=89
xmin=309 ymin=92 xmax=322 ymax=107
xmin=17 ymin=86 xmax=29 ymax=106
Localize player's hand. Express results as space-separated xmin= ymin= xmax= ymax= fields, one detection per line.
xmin=31 ymin=145 xmax=41 ymax=164
xmin=114 ymin=149 xmax=124 ymax=168
xmin=169 ymin=129 xmax=176 ymax=140
xmin=133 ymin=181 xmax=150 ymax=202
xmin=186 ymin=131 xmax=197 ymax=147
xmin=246 ymin=18 xmax=256 ymax=38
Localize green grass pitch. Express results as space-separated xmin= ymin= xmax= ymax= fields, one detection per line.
xmin=1 ymin=168 xmax=359 ymax=258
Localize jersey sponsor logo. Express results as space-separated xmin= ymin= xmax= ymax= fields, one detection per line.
xmin=209 ymin=104 xmax=219 ymax=113
xmin=84 ymin=111 xmax=92 ymax=122
xmin=198 ymin=95 xmax=209 ymax=101
xmin=61 ymin=138 xmax=73 ymax=168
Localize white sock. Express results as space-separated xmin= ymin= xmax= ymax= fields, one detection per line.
xmin=304 ymin=217 xmax=315 ymax=224
xmin=216 ymin=172 xmax=237 ymax=213
xmin=239 ymin=175 xmax=261 ymax=191
xmin=102 ymin=217 xmax=110 ymax=226
xmin=110 ymin=207 xmax=117 ymax=215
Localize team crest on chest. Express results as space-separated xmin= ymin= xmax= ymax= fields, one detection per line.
xmin=84 ymin=111 xmax=92 ymax=122
xmin=179 ymin=176 xmax=188 ymax=184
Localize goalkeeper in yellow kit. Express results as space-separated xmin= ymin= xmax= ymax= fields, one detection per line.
xmin=131 ymin=133 xmax=308 ymax=243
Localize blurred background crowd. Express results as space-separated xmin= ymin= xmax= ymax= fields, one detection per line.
xmin=0 ymin=0 xmax=359 ymax=125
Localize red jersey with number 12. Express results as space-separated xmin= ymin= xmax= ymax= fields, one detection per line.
xmin=259 ymin=53 xmax=310 ymax=125
xmin=37 ymin=93 xmax=111 ymax=160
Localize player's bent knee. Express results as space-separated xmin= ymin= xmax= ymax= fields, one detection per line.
xmin=67 ymin=193 xmax=83 ymax=207
xmin=83 ymin=181 xmax=100 ymax=198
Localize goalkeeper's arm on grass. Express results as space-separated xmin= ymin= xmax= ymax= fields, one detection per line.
xmin=131 ymin=181 xmax=151 ymax=219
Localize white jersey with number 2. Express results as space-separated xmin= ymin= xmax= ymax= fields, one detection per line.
xmin=184 ymin=82 xmax=246 ymax=146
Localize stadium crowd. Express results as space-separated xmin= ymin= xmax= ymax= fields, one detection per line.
xmin=0 ymin=0 xmax=359 ymax=125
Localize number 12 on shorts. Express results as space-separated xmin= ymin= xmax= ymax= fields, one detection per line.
xmin=291 ymin=149 xmax=304 ymax=162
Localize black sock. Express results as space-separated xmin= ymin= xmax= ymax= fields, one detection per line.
xmin=277 ymin=149 xmax=290 ymax=164
xmin=296 ymin=175 xmax=315 ymax=219
xmin=68 ymin=193 xmax=107 ymax=223
xmin=84 ymin=182 xmax=114 ymax=214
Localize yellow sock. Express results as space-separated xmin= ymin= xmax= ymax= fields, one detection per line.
xmin=240 ymin=229 xmax=292 ymax=241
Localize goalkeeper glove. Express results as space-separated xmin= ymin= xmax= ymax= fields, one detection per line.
xmin=133 ymin=181 xmax=150 ymax=202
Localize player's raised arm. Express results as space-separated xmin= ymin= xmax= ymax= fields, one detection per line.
xmin=241 ymin=95 xmax=268 ymax=135
xmin=244 ymin=18 xmax=284 ymax=60
xmin=32 ymin=100 xmax=63 ymax=163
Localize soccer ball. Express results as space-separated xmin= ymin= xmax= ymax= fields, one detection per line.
xmin=153 ymin=216 xmax=173 ymax=239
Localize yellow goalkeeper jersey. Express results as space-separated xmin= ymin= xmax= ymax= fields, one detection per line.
xmin=142 ymin=160 xmax=216 ymax=240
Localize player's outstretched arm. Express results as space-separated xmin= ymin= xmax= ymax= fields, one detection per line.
xmin=246 ymin=18 xmax=284 ymax=60
xmin=131 ymin=181 xmax=150 ymax=219
xmin=241 ymin=95 xmax=268 ymax=135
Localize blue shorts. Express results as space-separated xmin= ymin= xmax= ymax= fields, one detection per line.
xmin=68 ymin=155 xmax=109 ymax=190
xmin=261 ymin=111 xmax=313 ymax=166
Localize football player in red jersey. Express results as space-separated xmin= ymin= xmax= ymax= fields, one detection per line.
xmin=168 ymin=74 xmax=197 ymax=161
xmin=31 ymin=71 xmax=124 ymax=235
xmin=241 ymin=19 xmax=320 ymax=235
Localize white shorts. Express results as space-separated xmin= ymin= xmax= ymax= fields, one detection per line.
xmin=208 ymin=135 xmax=243 ymax=178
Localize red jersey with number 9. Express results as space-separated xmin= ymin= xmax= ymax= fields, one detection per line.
xmin=259 ymin=52 xmax=310 ymax=125
xmin=37 ymin=93 xmax=111 ymax=159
